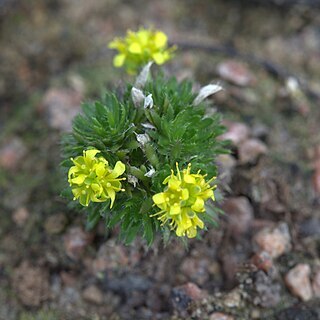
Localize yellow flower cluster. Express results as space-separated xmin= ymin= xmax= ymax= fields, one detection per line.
xmin=68 ymin=149 xmax=125 ymax=207
xmin=152 ymin=163 xmax=216 ymax=238
xmin=108 ymin=27 xmax=175 ymax=74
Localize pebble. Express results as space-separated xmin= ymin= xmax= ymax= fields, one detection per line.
xmin=285 ymin=264 xmax=313 ymax=301
xmin=171 ymin=282 xmax=205 ymax=312
xmin=210 ymin=312 xmax=234 ymax=320
xmin=251 ymin=251 xmax=273 ymax=273
xmin=12 ymin=261 xmax=50 ymax=306
xmin=217 ymin=60 xmax=255 ymax=87
xmin=276 ymin=305 xmax=319 ymax=320
xmin=92 ymin=240 xmax=129 ymax=274
xmin=41 ymin=88 xmax=82 ymax=131
xmin=254 ymin=223 xmax=291 ymax=258
xmin=220 ymin=121 xmax=250 ymax=146
xmin=82 ymin=285 xmax=104 ymax=305
xmin=312 ymin=268 xmax=320 ymax=297
xmin=63 ymin=227 xmax=93 ymax=260
xmin=180 ymin=257 xmax=210 ymax=285
xmin=238 ymin=138 xmax=268 ymax=164
xmin=12 ymin=207 xmax=29 ymax=226
xmin=44 ymin=213 xmax=67 ymax=234
xmin=223 ymin=289 xmax=241 ymax=308
xmin=222 ymin=196 xmax=254 ymax=237
xmin=253 ymin=270 xmax=281 ymax=307
xmin=298 ymin=217 xmax=320 ymax=237
xmin=0 ymin=137 xmax=27 ymax=170
xmin=216 ymin=154 xmax=237 ymax=185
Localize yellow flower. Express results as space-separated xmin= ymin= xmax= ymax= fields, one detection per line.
xmin=108 ymin=27 xmax=176 ymax=74
xmin=68 ymin=149 xmax=125 ymax=207
xmin=152 ymin=163 xmax=216 ymax=238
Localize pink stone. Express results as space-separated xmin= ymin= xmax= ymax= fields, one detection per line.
xmin=210 ymin=312 xmax=234 ymax=320
xmin=220 ymin=121 xmax=250 ymax=146
xmin=312 ymin=268 xmax=320 ymax=297
xmin=217 ymin=60 xmax=255 ymax=87
xmin=222 ymin=197 xmax=254 ymax=237
xmin=63 ymin=227 xmax=93 ymax=260
xmin=254 ymin=223 xmax=291 ymax=258
xmin=238 ymin=139 xmax=268 ymax=164
xmin=285 ymin=264 xmax=313 ymax=301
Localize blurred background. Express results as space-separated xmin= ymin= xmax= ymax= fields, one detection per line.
xmin=1 ymin=0 xmax=320 ymax=319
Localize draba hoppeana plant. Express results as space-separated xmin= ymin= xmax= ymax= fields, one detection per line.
xmin=61 ymin=28 xmax=227 ymax=245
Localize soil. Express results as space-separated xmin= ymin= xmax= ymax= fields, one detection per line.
xmin=1 ymin=1 xmax=320 ymax=319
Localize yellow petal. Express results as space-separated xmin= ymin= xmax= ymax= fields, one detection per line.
xmin=95 ymin=162 xmax=106 ymax=177
xmin=183 ymin=174 xmax=196 ymax=184
xmin=71 ymin=174 xmax=86 ymax=185
xmin=170 ymin=204 xmax=181 ymax=215
xmin=113 ymin=161 xmax=126 ymax=176
xmin=154 ymin=31 xmax=167 ymax=48
xmin=153 ymin=193 xmax=166 ymax=205
xmin=113 ymin=54 xmax=126 ymax=67
xmin=107 ymin=188 xmax=116 ymax=208
xmin=193 ymin=215 xmax=204 ymax=229
xmin=176 ymin=224 xmax=185 ymax=237
xmin=85 ymin=149 xmax=100 ymax=160
xmin=181 ymin=188 xmax=189 ymax=200
xmin=168 ymin=178 xmax=181 ymax=190
xmin=191 ymin=197 xmax=205 ymax=212
xmin=107 ymin=161 xmax=125 ymax=179
xmin=186 ymin=227 xmax=197 ymax=238
xmin=152 ymin=52 xmax=166 ymax=65
xmin=129 ymin=42 xmax=142 ymax=54
xmin=137 ymin=29 xmax=149 ymax=44
xmin=108 ymin=39 xmax=122 ymax=49
xmin=68 ymin=166 xmax=79 ymax=179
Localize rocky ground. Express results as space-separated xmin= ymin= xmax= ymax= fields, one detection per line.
xmin=0 ymin=0 xmax=320 ymax=319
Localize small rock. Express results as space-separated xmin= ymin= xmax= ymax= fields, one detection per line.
xmin=12 ymin=261 xmax=50 ymax=307
xmin=298 ymin=217 xmax=320 ymax=237
xmin=220 ymin=121 xmax=250 ymax=146
xmin=238 ymin=138 xmax=268 ymax=164
xmin=223 ymin=289 xmax=241 ymax=308
xmin=0 ymin=137 xmax=27 ymax=170
xmin=82 ymin=285 xmax=103 ymax=305
xmin=92 ymin=240 xmax=129 ymax=274
xmin=12 ymin=207 xmax=29 ymax=226
xmin=276 ymin=305 xmax=319 ymax=320
xmin=210 ymin=312 xmax=234 ymax=320
xmin=312 ymin=145 xmax=320 ymax=195
xmin=63 ymin=227 xmax=93 ymax=260
xmin=217 ymin=60 xmax=255 ymax=86
xmin=171 ymin=282 xmax=205 ymax=313
xmin=44 ymin=213 xmax=67 ymax=234
xmin=60 ymin=271 xmax=77 ymax=287
xmin=251 ymin=251 xmax=273 ymax=273
xmin=253 ymin=270 xmax=281 ymax=308
xmin=312 ymin=268 xmax=320 ymax=297
xmin=222 ymin=197 xmax=254 ymax=237
xmin=180 ymin=257 xmax=210 ymax=285
xmin=254 ymin=223 xmax=291 ymax=258
xmin=41 ymin=88 xmax=82 ymax=131
xmin=285 ymin=264 xmax=313 ymax=301
xmin=216 ymin=154 xmax=236 ymax=185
